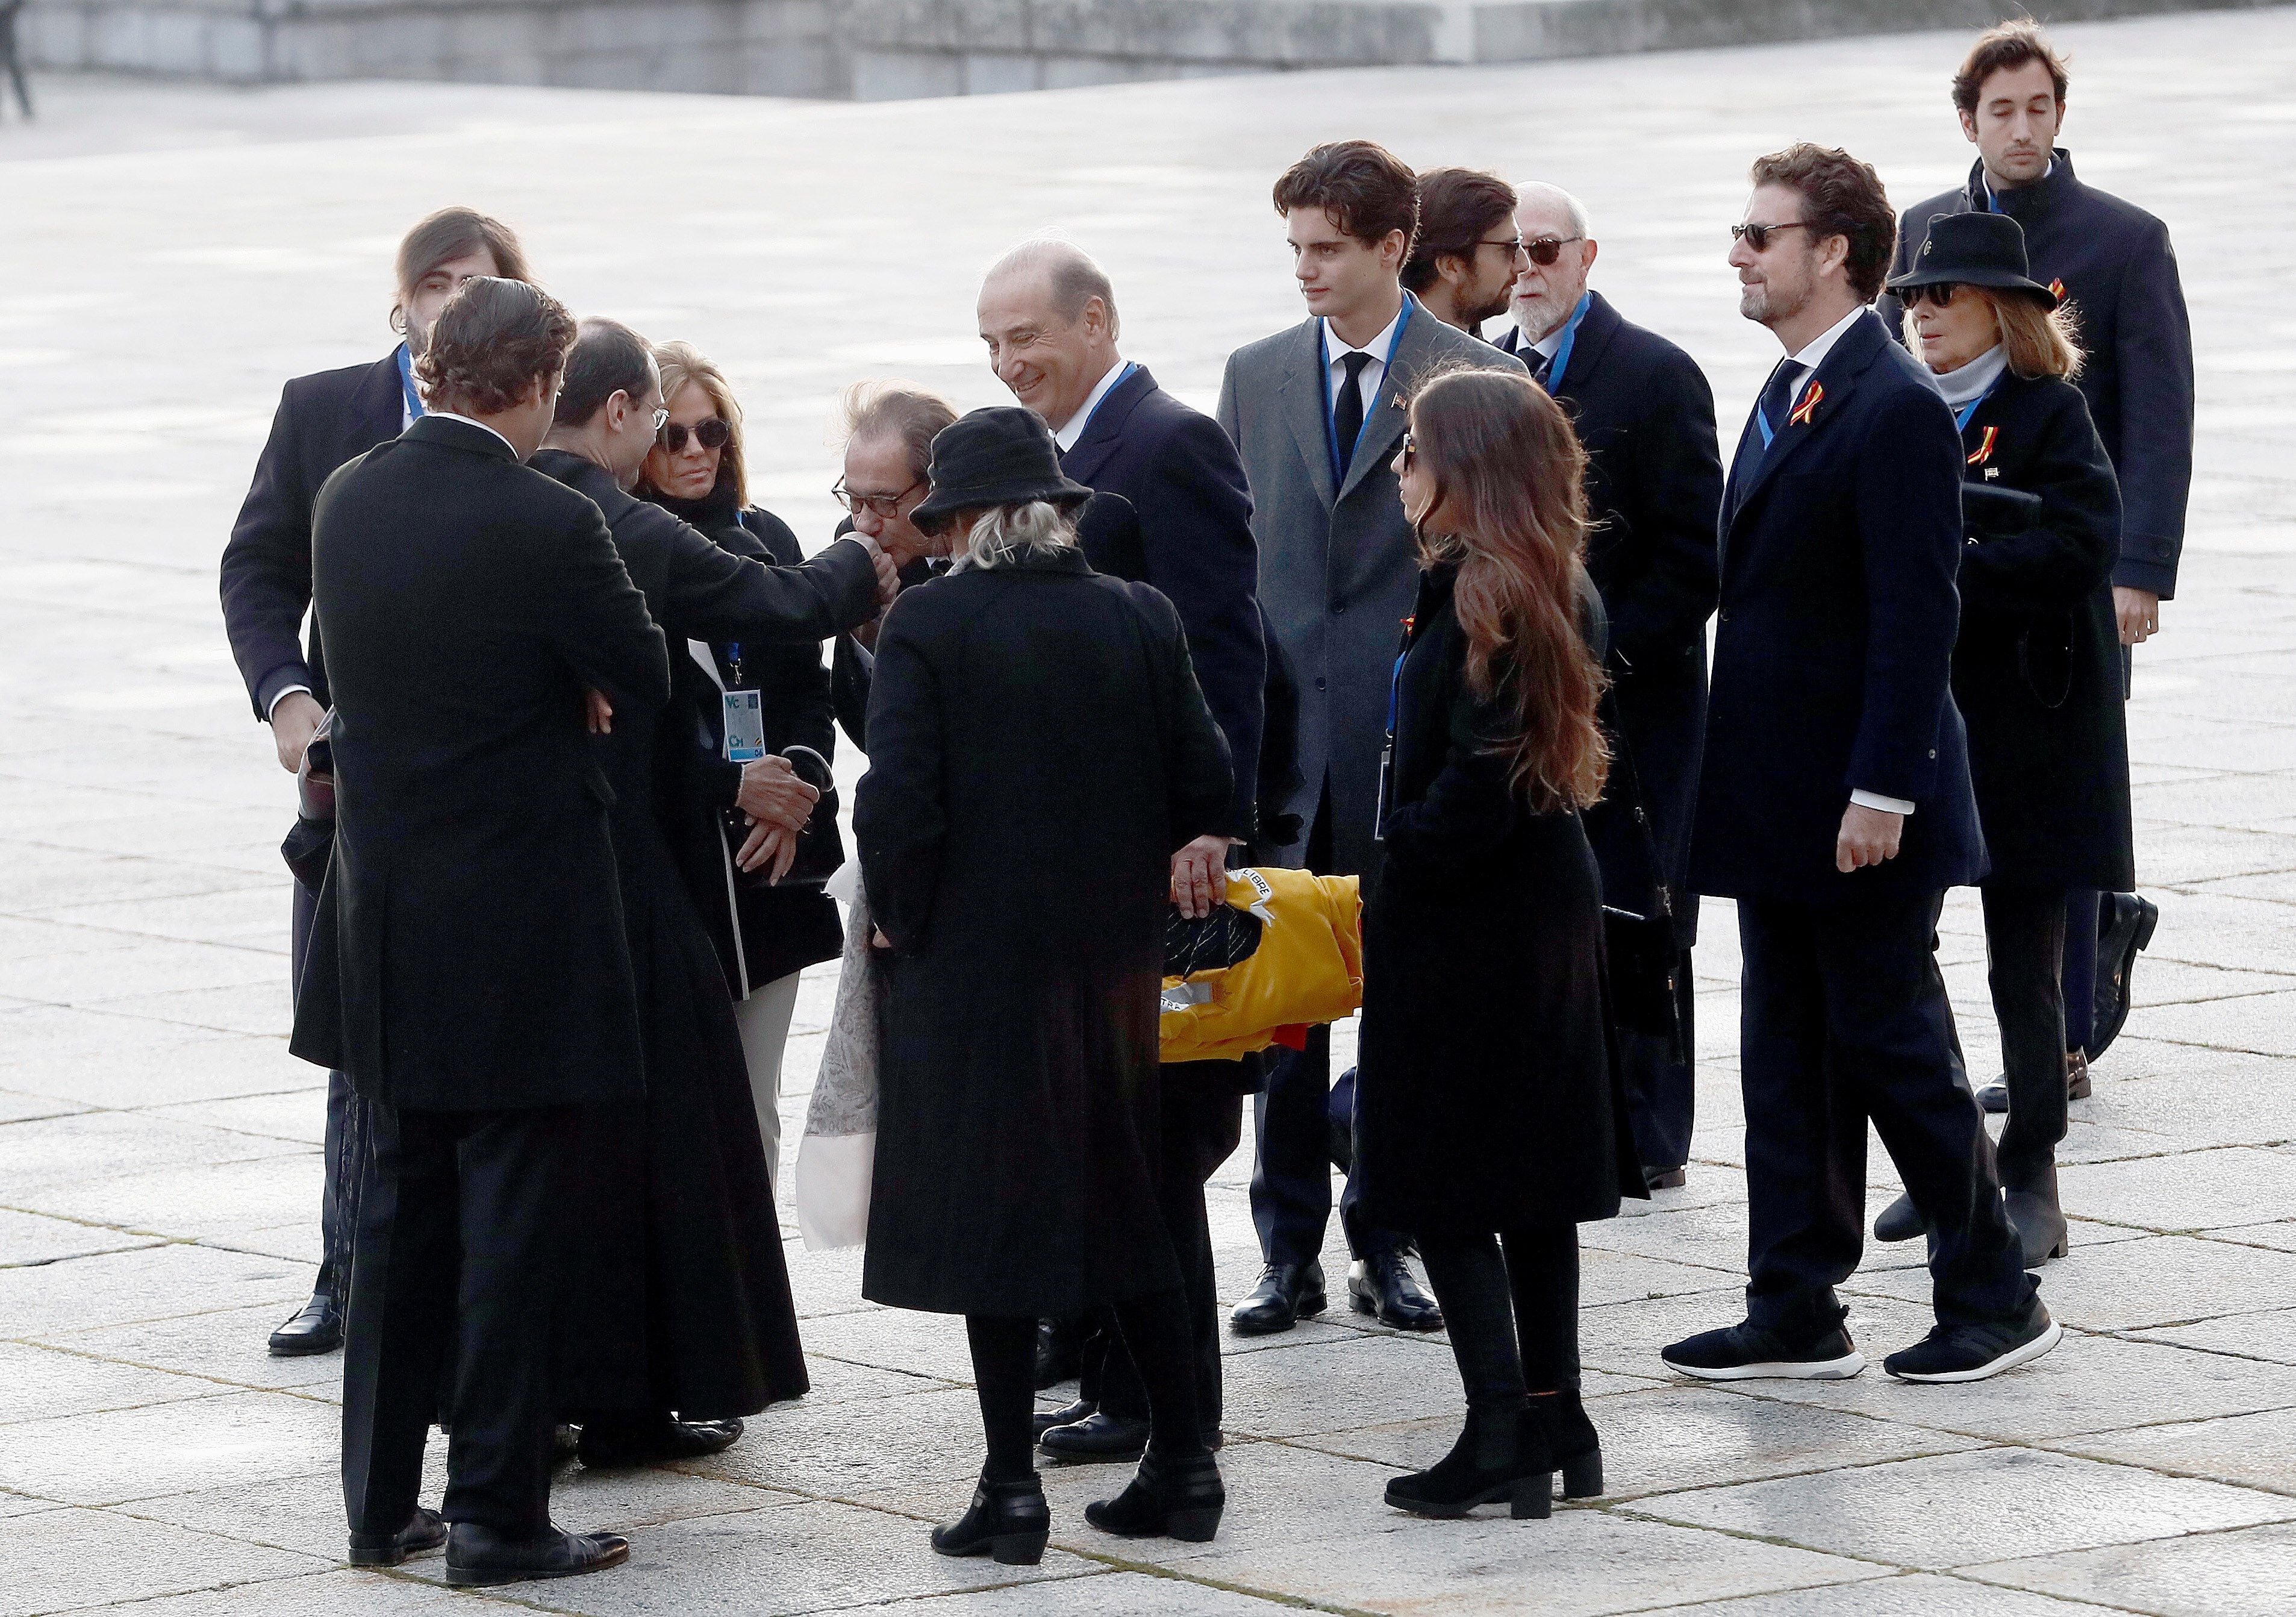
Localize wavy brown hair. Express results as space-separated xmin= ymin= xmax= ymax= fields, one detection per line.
xmin=1406 ymin=366 xmax=1609 ymax=812
xmin=412 ymin=277 xmax=575 ymax=417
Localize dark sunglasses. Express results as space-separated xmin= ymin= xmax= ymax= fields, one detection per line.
xmin=1730 ymin=219 xmax=1816 ymax=252
xmin=658 ymin=416 xmax=731 ymax=454
xmin=1903 ymin=282 xmax=1964 ymax=309
xmin=1518 ymin=235 xmax=1585 ymax=267
xmin=831 ymin=476 xmax=923 ymax=519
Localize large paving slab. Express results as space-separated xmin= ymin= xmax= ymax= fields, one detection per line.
xmin=3 ymin=7 xmax=2295 ymax=1616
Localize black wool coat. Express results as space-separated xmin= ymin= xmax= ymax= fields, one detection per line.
xmin=1951 ymin=372 xmax=2135 ymax=892
xmin=1355 ymin=565 xmax=1640 ymax=1235
xmin=1495 ymin=293 xmax=1722 ymax=933
xmin=855 ymin=550 xmax=1235 ymax=1317
xmin=647 ymin=480 xmax=850 ymax=994
xmin=219 ymin=349 xmax=404 ymax=718
xmin=1882 ymin=151 xmax=2193 ymax=597
xmin=1062 ymin=364 xmax=1267 ymax=838
xmin=1692 ymin=310 xmax=1987 ymax=907
xmin=290 ymin=418 xmax=669 ymax=1111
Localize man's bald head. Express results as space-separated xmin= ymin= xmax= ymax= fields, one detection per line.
xmin=978 ymin=237 xmax=1124 ymax=430
xmin=1510 ymin=182 xmax=1600 ymax=344
xmin=1513 ymin=182 xmax=1592 ymax=243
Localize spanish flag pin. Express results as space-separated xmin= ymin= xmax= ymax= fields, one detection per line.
xmin=1788 ymin=381 xmax=1823 ymax=427
xmin=1967 ymin=425 xmax=1999 ymax=466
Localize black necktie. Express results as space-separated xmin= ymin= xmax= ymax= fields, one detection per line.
xmin=1333 ymin=351 xmax=1373 ymax=480
xmin=1530 ymin=349 xmax=1553 ymax=389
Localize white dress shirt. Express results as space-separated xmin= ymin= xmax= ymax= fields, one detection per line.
xmin=1321 ymin=299 xmax=1406 ymax=425
xmin=1053 ymin=358 xmax=1134 ymax=452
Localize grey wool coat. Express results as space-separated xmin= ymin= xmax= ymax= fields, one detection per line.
xmin=1217 ymin=296 xmax=1526 ymax=876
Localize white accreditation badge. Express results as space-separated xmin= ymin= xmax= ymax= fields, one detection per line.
xmin=722 ymin=690 xmax=766 ymax=763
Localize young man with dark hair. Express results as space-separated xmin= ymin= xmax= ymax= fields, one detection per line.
xmin=1217 ymin=140 xmax=1524 ymax=1337
xmin=297 ymin=277 xmax=663 ymax=1585
xmin=1403 ymin=167 xmax=1526 ymax=332
xmin=1879 ymin=18 xmax=2181 ymax=1104
xmin=219 ymin=205 xmax=530 ymax=1359
xmin=1662 ymin=146 xmax=2055 ymax=1386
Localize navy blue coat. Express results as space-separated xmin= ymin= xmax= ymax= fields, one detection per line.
xmin=1691 ymin=310 xmax=1986 ymax=905
xmin=1493 ymin=293 xmax=1721 ymax=918
xmin=1062 ymin=364 xmax=1267 ymax=839
xmin=1881 ymin=151 xmax=2192 ymax=598
xmin=220 ymin=349 xmax=404 ymax=718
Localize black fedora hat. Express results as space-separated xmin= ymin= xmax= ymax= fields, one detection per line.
xmin=1886 ymin=211 xmax=2058 ymax=310
xmin=908 ymin=406 xmax=1094 ymax=533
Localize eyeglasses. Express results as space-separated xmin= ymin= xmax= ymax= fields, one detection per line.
xmin=1731 ymin=220 xmax=1815 ymax=252
xmin=658 ymin=416 xmax=731 ymax=454
xmin=1399 ymin=432 xmax=1418 ymax=472
xmin=646 ymin=405 xmax=670 ymax=434
xmin=1479 ymin=237 xmax=1529 ymax=261
xmin=832 ymin=476 xmax=924 ymax=519
xmin=1519 ymin=235 xmax=1586 ymax=267
xmin=1903 ymin=282 xmax=1963 ymax=309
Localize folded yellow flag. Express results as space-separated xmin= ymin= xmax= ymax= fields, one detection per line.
xmin=1159 ymin=868 xmax=1362 ymax=1063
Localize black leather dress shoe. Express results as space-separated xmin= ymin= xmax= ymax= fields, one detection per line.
xmin=1034 ymin=1317 xmax=1084 ymax=1389
xmin=347 ymin=1507 xmax=446 ymax=1566
xmin=576 ymin=1413 xmax=743 ymax=1468
xmin=2089 ymin=893 xmax=2159 ymax=1062
xmin=444 ymin=1522 xmax=629 ymax=1587
xmin=1034 ymin=1397 xmax=1095 ymax=1436
xmin=1978 ymin=1049 xmax=2090 ymax=1115
xmin=1350 ymin=1251 xmax=1444 ymax=1331
xmin=1041 ymin=1410 xmax=1152 ymax=1463
xmin=1230 ymin=1262 xmax=1326 ymax=1336
xmin=1873 ymin=1191 xmax=1926 ymax=1243
xmin=269 ymin=1293 xmax=343 ymax=1357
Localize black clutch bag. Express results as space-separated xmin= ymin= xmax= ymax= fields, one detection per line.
xmin=726 ymin=746 xmax=844 ymax=891
xmin=1963 ymin=481 xmax=2044 ymax=537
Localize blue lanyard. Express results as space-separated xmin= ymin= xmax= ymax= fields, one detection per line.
xmin=1321 ymin=298 xmax=1416 ymax=482
xmin=1540 ymin=293 xmax=1593 ymax=396
xmin=1074 ymin=360 xmax=1137 ymax=441
xmin=395 ymin=343 xmax=424 ymax=422
xmin=1953 ymin=383 xmax=1998 ymax=432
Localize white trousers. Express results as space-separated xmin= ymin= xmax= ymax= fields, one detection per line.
xmin=735 ymin=971 xmax=803 ymax=1198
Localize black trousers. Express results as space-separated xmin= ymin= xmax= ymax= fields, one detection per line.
xmin=1098 ymin=1079 xmax=1243 ymax=1429
xmin=1620 ymin=946 xmax=1697 ymax=1172
xmin=1983 ymin=884 xmax=2071 ymax=1187
xmin=343 ymin=1102 xmax=578 ymax=1537
xmin=968 ymin=1290 xmax=1205 ymax=1483
xmin=1249 ymin=783 xmax=1402 ymax=1268
xmin=1737 ymin=893 xmax=2034 ymax=1333
xmin=2058 ymin=890 xmax=2100 ymax=1055
xmin=1417 ymin=1225 xmax=1580 ymax=1406
xmin=292 ymin=877 xmax=366 ymax=1303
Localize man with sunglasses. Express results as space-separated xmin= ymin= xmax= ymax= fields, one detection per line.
xmin=1486 ymin=182 xmax=1723 ymax=1198
xmin=1664 ymin=145 xmax=2054 ymax=1386
xmin=1402 ymin=168 xmax=1524 ymax=333
xmin=1880 ymin=19 xmax=2183 ymax=1099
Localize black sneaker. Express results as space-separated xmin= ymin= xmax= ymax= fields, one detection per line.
xmin=1660 ymin=1316 xmax=1864 ymax=1381
xmin=1883 ymin=1304 xmax=2062 ymax=1383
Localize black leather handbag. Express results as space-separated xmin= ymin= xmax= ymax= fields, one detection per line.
xmin=1582 ymin=710 xmax=1686 ymax=1060
xmin=726 ymin=745 xmax=844 ymax=890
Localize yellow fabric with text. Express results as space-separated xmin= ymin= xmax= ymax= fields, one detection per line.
xmin=1159 ymin=868 xmax=1363 ymax=1063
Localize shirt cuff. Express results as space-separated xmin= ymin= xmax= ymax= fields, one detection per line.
xmin=1850 ymin=789 xmax=1915 ymax=816
xmin=265 ymin=684 xmax=314 ymax=719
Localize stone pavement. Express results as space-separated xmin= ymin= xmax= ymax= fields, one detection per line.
xmin=2 ymin=10 xmax=2295 ymax=1613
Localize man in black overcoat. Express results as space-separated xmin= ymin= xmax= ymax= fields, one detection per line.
xmin=1486 ymin=181 xmax=1723 ymax=1189
xmin=1878 ymin=21 xmax=2188 ymax=1070
xmin=1662 ymin=146 xmax=2056 ymax=1387
xmin=290 ymin=280 xmax=664 ymax=1586
xmin=977 ymin=240 xmax=1268 ymax=1458
xmin=217 ymin=206 xmax=530 ymax=1357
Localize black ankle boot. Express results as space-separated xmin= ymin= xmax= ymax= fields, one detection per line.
xmin=1385 ymin=1399 xmax=1553 ymax=1520
xmin=1524 ymin=1390 xmax=1603 ymax=1499
xmin=1083 ymin=1448 xmax=1224 ymax=1541
xmin=931 ymin=1475 xmax=1049 ymax=1565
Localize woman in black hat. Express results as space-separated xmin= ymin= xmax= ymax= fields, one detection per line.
xmin=1876 ymin=211 xmax=2132 ymax=1267
xmin=853 ymin=406 xmax=1239 ymax=1560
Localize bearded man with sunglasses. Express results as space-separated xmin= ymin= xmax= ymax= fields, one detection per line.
xmin=1487 ymin=181 xmax=1723 ymax=1197
xmin=1663 ymin=145 xmax=2056 ymax=1386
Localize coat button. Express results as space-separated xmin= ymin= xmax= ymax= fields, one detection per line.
xmin=1315 ymin=676 xmax=1327 ymax=692
xmin=1928 ymin=749 xmax=1937 ymax=758
xmin=1331 ymin=600 xmax=1347 ymax=615
xmin=1718 ymin=610 xmax=1732 ymax=624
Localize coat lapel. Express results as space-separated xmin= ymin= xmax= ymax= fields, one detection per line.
xmin=1552 ymin=291 xmax=1623 ymax=404
xmin=343 ymin=349 xmax=407 ymax=463
xmin=1059 ymin=364 xmax=1153 ymax=486
xmin=1725 ymin=310 xmax=1885 ymax=535
xmin=1336 ymin=295 xmax=1429 ymax=505
xmin=1277 ymin=318 xmax=1337 ymax=511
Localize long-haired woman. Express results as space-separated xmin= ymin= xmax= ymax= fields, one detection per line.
xmin=1355 ymin=365 xmax=1641 ymax=1521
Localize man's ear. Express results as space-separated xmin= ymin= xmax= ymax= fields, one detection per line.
xmin=1959 ymin=107 xmax=1980 ymax=145
xmin=1436 ymin=254 xmax=1471 ymax=289
xmin=1379 ymin=228 xmax=1410 ymax=271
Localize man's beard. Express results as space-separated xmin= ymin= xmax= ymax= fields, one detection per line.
xmin=1511 ymin=291 xmax=1571 ymax=341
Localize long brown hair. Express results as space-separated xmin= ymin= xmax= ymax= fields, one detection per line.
xmin=644 ymin=340 xmax=749 ymax=505
xmin=1406 ymin=367 xmax=1609 ymax=811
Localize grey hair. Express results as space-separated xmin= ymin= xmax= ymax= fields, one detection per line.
xmin=951 ymin=500 xmax=1080 ymax=572
xmin=840 ymin=380 xmax=958 ymax=486
xmin=984 ymin=237 xmax=1120 ymax=340
xmin=1514 ymin=181 xmax=1592 ymax=240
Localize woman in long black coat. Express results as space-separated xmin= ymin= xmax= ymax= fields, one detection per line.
xmin=1354 ymin=367 xmax=1641 ymax=1524
xmin=855 ymin=408 xmax=1236 ymax=1563
xmin=1882 ymin=213 xmax=2133 ymax=1268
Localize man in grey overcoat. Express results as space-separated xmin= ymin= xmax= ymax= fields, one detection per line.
xmin=1217 ymin=139 xmax=1526 ymax=1335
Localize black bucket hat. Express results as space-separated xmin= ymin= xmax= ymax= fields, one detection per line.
xmin=1886 ymin=211 xmax=2059 ymax=310
xmin=908 ymin=406 xmax=1094 ymax=534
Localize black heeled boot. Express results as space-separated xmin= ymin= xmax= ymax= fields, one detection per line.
xmin=1084 ymin=1448 xmax=1225 ymax=1541
xmin=1524 ymin=1390 xmax=1603 ymax=1500
xmin=931 ymin=1475 xmax=1050 ymax=1565
xmin=1384 ymin=1399 xmax=1553 ymax=1520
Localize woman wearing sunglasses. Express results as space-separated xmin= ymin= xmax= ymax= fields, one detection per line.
xmin=1355 ymin=366 xmax=1640 ymax=1522
xmin=1873 ymin=211 xmax=2129 ymax=1268
xmin=637 ymin=342 xmax=845 ymax=1203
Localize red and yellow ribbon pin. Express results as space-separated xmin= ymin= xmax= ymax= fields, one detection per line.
xmin=1967 ymin=425 xmax=1999 ymax=466
xmin=1788 ymin=381 xmax=1823 ymax=427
